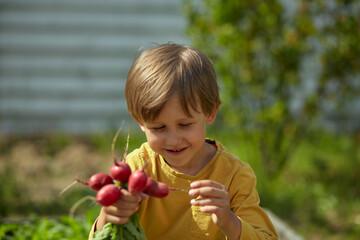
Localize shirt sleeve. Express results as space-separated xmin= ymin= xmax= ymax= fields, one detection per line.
xmin=230 ymin=163 xmax=278 ymax=240
xmin=88 ymin=218 xmax=97 ymax=240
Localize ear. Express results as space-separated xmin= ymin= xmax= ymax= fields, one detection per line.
xmin=206 ymin=102 xmax=220 ymax=124
xmin=138 ymin=121 xmax=146 ymax=132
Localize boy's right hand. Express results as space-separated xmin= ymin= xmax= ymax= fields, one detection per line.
xmin=96 ymin=188 xmax=148 ymax=231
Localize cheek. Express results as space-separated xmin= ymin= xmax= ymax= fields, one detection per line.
xmin=186 ymin=125 xmax=206 ymax=140
xmin=144 ymin=131 xmax=163 ymax=147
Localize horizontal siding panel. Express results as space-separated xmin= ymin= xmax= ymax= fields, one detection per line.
xmin=0 ymin=99 xmax=128 ymax=117
xmin=0 ymin=119 xmax=134 ymax=134
xmin=0 ymin=9 xmax=186 ymax=25
xmin=0 ymin=77 xmax=125 ymax=92
xmin=0 ymin=56 xmax=132 ymax=75
xmin=0 ymin=34 xmax=188 ymax=57
xmin=0 ymin=15 xmax=187 ymax=40
xmin=0 ymin=66 xmax=126 ymax=79
xmin=1 ymin=79 xmax=126 ymax=101
xmin=0 ymin=0 xmax=183 ymax=14
xmin=0 ymin=23 xmax=185 ymax=37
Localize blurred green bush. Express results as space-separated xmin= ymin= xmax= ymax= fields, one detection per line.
xmin=183 ymin=1 xmax=360 ymax=238
xmin=183 ymin=0 xmax=360 ymax=180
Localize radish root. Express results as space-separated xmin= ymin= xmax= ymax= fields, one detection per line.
xmin=169 ymin=187 xmax=188 ymax=193
xmin=123 ymin=130 xmax=130 ymax=162
xmin=69 ymin=195 xmax=96 ymax=219
xmin=59 ymin=180 xmax=79 ymax=196
xmin=111 ymin=123 xmax=124 ymax=161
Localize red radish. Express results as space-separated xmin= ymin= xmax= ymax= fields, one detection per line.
xmin=110 ymin=159 xmax=132 ymax=183
xmin=77 ymin=173 xmax=113 ymax=191
xmin=110 ymin=129 xmax=132 ymax=183
xmin=96 ymin=184 xmax=121 ymax=206
xmin=143 ymin=177 xmax=169 ymax=198
xmin=143 ymin=177 xmax=157 ymax=195
xmin=155 ymin=182 xmax=170 ymax=197
xmin=128 ymin=169 xmax=148 ymax=194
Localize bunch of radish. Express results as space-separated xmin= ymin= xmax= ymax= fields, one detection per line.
xmin=64 ymin=129 xmax=183 ymax=240
xmin=81 ymin=158 xmax=167 ymax=240
xmin=79 ymin=158 xmax=170 ymax=208
xmin=81 ymin=131 xmax=171 ymax=208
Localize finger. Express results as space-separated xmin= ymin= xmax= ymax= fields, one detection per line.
xmin=112 ymin=199 xmax=140 ymax=211
xmin=190 ymin=180 xmax=226 ymax=190
xmin=110 ymin=190 xmax=141 ymax=210
xmin=120 ymin=189 xmax=143 ymax=203
xmin=139 ymin=192 xmax=149 ymax=201
xmin=198 ymin=205 xmax=221 ymax=214
xmin=200 ymin=206 xmax=234 ymax=224
xmin=105 ymin=192 xmax=141 ymax=212
xmin=105 ymin=214 xmax=130 ymax=225
xmin=189 ymin=186 xmax=229 ymax=199
xmin=190 ymin=197 xmax=228 ymax=208
xmin=104 ymin=204 xmax=137 ymax=215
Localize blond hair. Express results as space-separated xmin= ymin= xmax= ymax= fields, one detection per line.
xmin=125 ymin=43 xmax=220 ymax=123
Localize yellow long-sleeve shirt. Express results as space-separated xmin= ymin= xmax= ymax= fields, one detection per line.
xmin=89 ymin=139 xmax=278 ymax=240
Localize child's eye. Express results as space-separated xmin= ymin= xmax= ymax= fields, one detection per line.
xmin=151 ymin=126 xmax=165 ymax=130
xmin=180 ymin=123 xmax=192 ymax=127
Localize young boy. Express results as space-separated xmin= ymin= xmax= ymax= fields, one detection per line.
xmin=89 ymin=43 xmax=278 ymax=240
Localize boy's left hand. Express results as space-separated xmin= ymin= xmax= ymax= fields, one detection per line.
xmin=189 ymin=180 xmax=241 ymax=239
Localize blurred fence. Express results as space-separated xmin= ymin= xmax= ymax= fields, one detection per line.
xmin=0 ymin=0 xmax=189 ymax=134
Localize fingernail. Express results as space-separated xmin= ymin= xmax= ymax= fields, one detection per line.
xmin=188 ymin=190 xmax=195 ymax=196
xmin=190 ymin=199 xmax=196 ymax=205
xmin=190 ymin=182 xmax=197 ymax=188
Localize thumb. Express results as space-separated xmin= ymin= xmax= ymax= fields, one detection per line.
xmin=140 ymin=192 xmax=149 ymax=201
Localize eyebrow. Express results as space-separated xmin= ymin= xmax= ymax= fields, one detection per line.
xmin=149 ymin=116 xmax=194 ymax=124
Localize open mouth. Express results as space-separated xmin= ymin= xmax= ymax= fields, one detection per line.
xmin=166 ymin=147 xmax=187 ymax=154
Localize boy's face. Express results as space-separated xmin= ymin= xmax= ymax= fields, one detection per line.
xmin=138 ymin=96 xmax=218 ymax=175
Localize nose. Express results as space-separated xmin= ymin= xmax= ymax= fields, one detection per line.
xmin=166 ymin=128 xmax=181 ymax=146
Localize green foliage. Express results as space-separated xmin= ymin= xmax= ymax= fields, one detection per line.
xmin=183 ymin=0 xmax=360 ymax=179
xmin=94 ymin=214 xmax=147 ymax=240
xmin=0 ymin=211 xmax=96 ymax=240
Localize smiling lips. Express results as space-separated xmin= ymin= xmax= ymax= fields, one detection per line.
xmin=166 ymin=147 xmax=187 ymax=155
